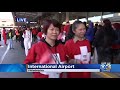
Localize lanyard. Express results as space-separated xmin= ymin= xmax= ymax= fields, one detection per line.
xmin=44 ymin=40 xmax=60 ymax=64
xmin=52 ymin=48 xmax=60 ymax=64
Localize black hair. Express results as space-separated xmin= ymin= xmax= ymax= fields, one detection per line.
xmin=95 ymin=23 xmax=98 ymax=26
xmin=65 ymin=24 xmax=74 ymax=41
xmin=65 ymin=21 xmax=85 ymax=41
xmin=10 ymin=29 xmax=12 ymax=32
xmin=66 ymin=21 xmax=69 ymax=23
xmin=42 ymin=19 xmax=61 ymax=35
xmin=72 ymin=20 xmax=83 ymax=32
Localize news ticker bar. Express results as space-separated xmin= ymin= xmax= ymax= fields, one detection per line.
xmin=27 ymin=69 xmax=100 ymax=72
xmin=0 ymin=64 xmax=119 ymax=72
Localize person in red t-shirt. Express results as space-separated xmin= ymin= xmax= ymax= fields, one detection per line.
xmin=32 ymin=28 xmax=38 ymax=42
xmin=65 ymin=21 xmax=91 ymax=78
xmin=2 ymin=27 xmax=7 ymax=45
xmin=112 ymin=23 xmax=120 ymax=63
xmin=37 ymin=31 xmax=44 ymax=41
xmin=63 ymin=21 xmax=70 ymax=35
xmin=24 ymin=19 xmax=67 ymax=78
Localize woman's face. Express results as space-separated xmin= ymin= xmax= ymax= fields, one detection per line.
xmin=46 ymin=24 xmax=60 ymax=40
xmin=73 ymin=23 xmax=86 ymax=38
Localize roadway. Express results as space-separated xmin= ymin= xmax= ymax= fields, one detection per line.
xmin=0 ymin=39 xmax=120 ymax=78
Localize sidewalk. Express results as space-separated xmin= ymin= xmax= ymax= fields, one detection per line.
xmin=0 ymin=40 xmax=33 ymax=78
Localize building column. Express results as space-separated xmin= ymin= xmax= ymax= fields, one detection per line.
xmin=61 ymin=13 xmax=65 ymax=24
xmin=101 ymin=12 xmax=103 ymax=22
xmin=66 ymin=12 xmax=69 ymax=22
xmin=86 ymin=12 xmax=89 ymax=23
xmin=58 ymin=12 xmax=62 ymax=23
xmin=12 ymin=12 xmax=16 ymax=26
xmin=52 ymin=13 xmax=59 ymax=21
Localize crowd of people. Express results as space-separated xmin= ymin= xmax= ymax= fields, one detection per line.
xmin=0 ymin=18 xmax=120 ymax=78
xmin=0 ymin=26 xmax=41 ymax=51
xmin=23 ymin=18 xmax=120 ymax=78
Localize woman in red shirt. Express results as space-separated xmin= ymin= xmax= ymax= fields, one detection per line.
xmin=65 ymin=21 xmax=91 ymax=78
xmin=2 ymin=27 xmax=7 ymax=45
xmin=24 ymin=19 xmax=67 ymax=78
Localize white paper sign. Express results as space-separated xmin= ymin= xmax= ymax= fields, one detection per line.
xmin=80 ymin=46 xmax=88 ymax=61
xmin=80 ymin=46 xmax=88 ymax=55
xmin=79 ymin=46 xmax=91 ymax=63
xmin=40 ymin=53 xmax=62 ymax=78
xmin=87 ymin=52 xmax=91 ymax=61
xmin=81 ymin=52 xmax=91 ymax=63
xmin=74 ymin=54 xmax=81 ymax=61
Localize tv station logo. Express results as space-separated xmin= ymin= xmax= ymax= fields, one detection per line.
xmin=100 ymin=62 xmax=111 ymax=72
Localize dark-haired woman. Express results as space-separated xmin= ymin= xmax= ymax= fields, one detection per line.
xmin=24 ymin=19 xmax=67 ymax=78
xmin=65 ymin=21 xmax=91 ymax=78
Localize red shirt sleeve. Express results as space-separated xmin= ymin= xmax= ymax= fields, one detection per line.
xmin=86 ymin=40 xmax=91 ymax=52
xmin=3 ymin=30 xmax=7 ymax=35
xmin=37 ymin=32 xmax=43 ymax=38
xmin=63 ymin=25 xmax=67 ymax=32
xmin=64 ymin=40 xmax=71 ymax=62
xmin=24 ymin=44 xmax=36 ymax=64
xmin=64 ymin=25 xmax=70 ymax=34
xmin=61 ymin=44 xmax=68 ymax=63
xmin=64 ymin=41 xmax=69 ymax=56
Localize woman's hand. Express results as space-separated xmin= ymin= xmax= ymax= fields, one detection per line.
xmin=81 ymin=59 xmax=89 ymax=64
xmin=32 ymin=62 xmax=39 ymax=64
xmin=68 ymin=59 xmax=76 ymax=64
xmin=68 ymin=59 xmax=81 ymax=64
